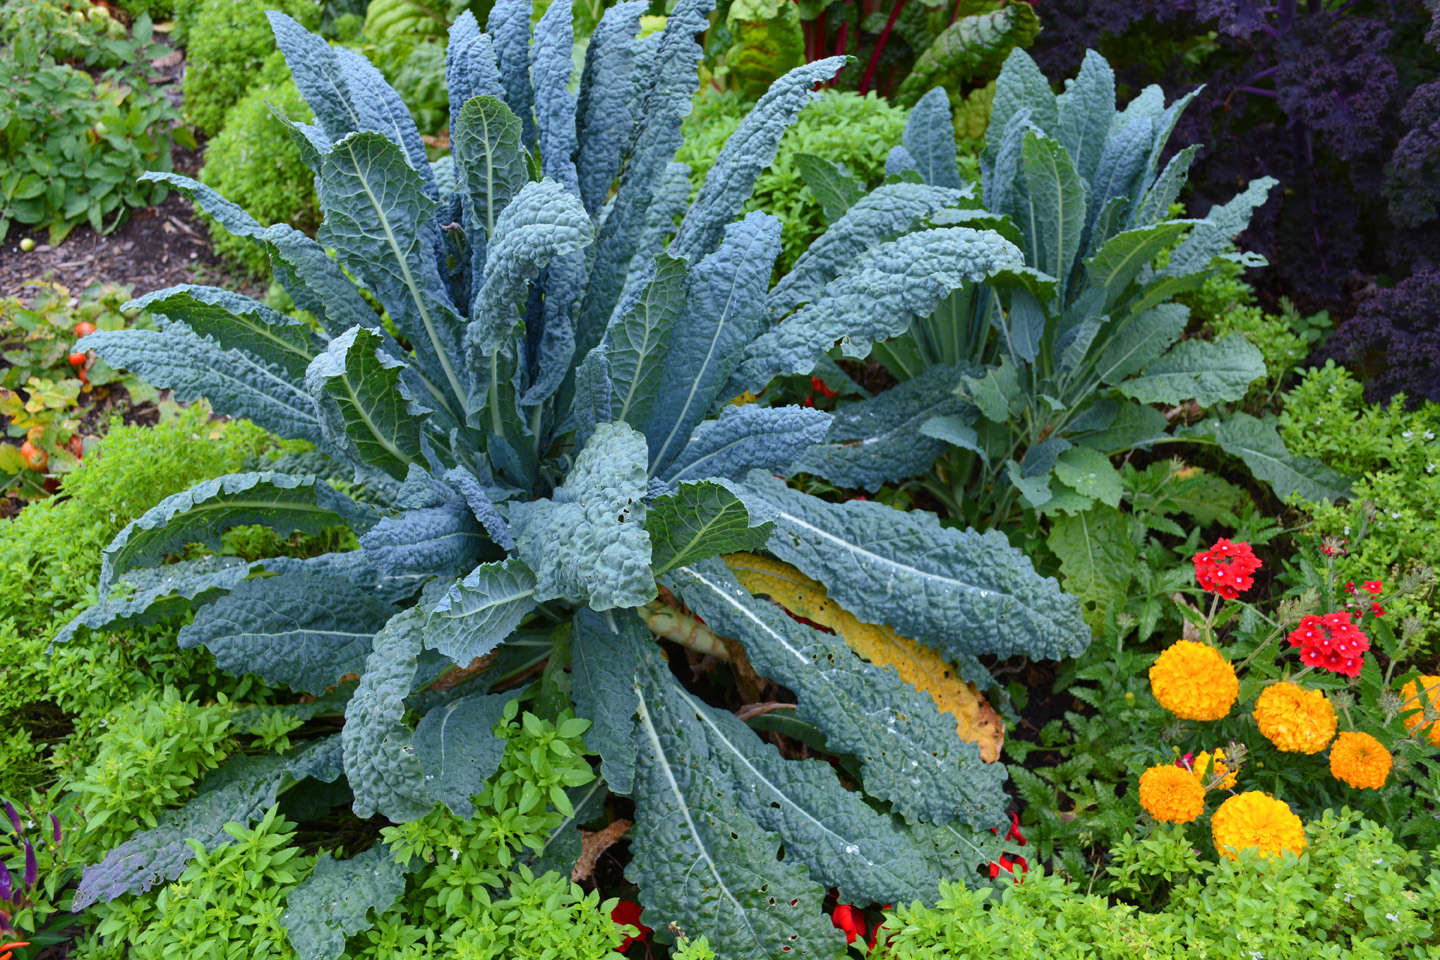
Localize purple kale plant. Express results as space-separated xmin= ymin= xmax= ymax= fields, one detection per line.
xmin=1322 ymin=267 xmax=1440 ymax=405
xmin=1028 ymin=0 xmax=1440 ymax=305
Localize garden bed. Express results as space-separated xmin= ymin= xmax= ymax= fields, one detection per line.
xmin=0 ymin=0 xmax=1438 ymax=958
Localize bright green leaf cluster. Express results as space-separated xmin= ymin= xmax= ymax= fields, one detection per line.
xmin=84 ymin=806 xmax=312 ymax=960
xmin=879 ymin=810 xmax=1440 ymax=959
xmin=69 ymin=686 xmax=237 ymax=849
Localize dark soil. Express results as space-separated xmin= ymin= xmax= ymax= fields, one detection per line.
xmin=0 ymin=154 xmax=264 ymax=301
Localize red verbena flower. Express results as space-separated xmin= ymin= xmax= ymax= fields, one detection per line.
xmin=611 ymin=900 xmax=651 ymax=952
xmin=1364 ymin=580 xmax=1383 ymax=595
xmin=1372 ymin=602 xmax=1385 ymax=617
xmin=1287 ymin=611 xmax=1372 ymax=677
xmin=810 ymin=376 xmax=837 ymax=399
xmin=1192 ymin=538 xmax=1262 ymax=599
xmin=831 ymin=904 xmax=866 ymax=945
xmin=988 ymin=854 xmax=1029 ymax=883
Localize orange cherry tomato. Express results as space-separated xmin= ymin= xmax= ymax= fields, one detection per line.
xmin=69 ymin=351 xmax=87 ymax=367
xmin=19 ymin=440 xmax=47 ymax=471
xmin=73 ymin=321 xmax=96 ymax=338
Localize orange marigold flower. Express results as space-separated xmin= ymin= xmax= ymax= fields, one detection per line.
xmin=1254 ymin=682 xmax=1336 ymax=754
xmin=1211 ymin=791 xmax=1306 ymax=860
xmin=1191 ymin=748 xmax=1238 ymax=790
xmin=1329 ymin=732 xmax=1392 ymax=790
xmin=1138 ymin=764 xmax=1206 ymax=823
xmin=1399 ymin=676 xmax=1440 ymax=746
xmin=1149 ymin=640 xmax=1239 ymax=721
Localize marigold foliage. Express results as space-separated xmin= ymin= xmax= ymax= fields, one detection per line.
xmin=1211 ymin=791 xmax=1307 ymax=861
xmin=1286 ymin=611 xmax=1370 ymax=677
xmin=1137 ymin=764 xmax=1205 ymax=824
xmin=1400 ymin=675 xmax=1440 ymax=746
xmin=1329 ymin=732 xmax=1392 ymax=790
xmin=1148 ymin=641 xmax=1239 ymax=721
xmin=1254 ymin=682 xmax=1337 ymax=754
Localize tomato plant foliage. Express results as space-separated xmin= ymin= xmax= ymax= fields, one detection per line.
xmin=59 ymin=3 xmax=1087 ymax=956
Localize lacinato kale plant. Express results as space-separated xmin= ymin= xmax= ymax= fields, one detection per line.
xmin=55 ymin=4 xmax=1086 ymax=957
xmin=773 ymin=51 xmax=1349 ymax=530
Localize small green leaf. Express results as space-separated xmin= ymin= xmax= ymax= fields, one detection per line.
xmin=1053 ymin=447 xmax=1121 ymax=508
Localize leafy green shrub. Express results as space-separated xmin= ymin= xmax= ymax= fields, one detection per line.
xmin=0 ymin=0 xmax=151 ymax=70
xmin=677 ymin=88 xmax=910 ymax=270
xmin=83 ymin=806 xmax=312 ymax=960
xmin=70 ymin=686 xmax=236 ymax=849
xmin=879 ymin=810 xmax=1440 ymax=959
xmin=182 ymin=0 xmax=321 ymax=135
xmin=752 ymin=51 xmax=1348 ymax=543
xmin=199 ymin=55 xmax=320 ymax=278
xmin=0 ymin=14 xmax=190 ymax=245
xmin=0 ymin=281 xmax=159 ymax=498
xmin=1279 ymin=361 xmax=1440 ymax=637
xmin=0 ymin=406 xmax=273 ymax=795
xmin=67 ymin=5 xmax=1086 ymax=956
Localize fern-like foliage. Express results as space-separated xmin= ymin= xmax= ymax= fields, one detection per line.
xmin=60 ymin=5 xmax=1088 ymax=957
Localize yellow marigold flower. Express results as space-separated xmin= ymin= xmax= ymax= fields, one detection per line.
xmin=1399 ymin=675 xmax=1440 ymax=747
xmin=1138 ymin=764 xmax=1206 ymax=823
xmin=1148 ymin=640 xmax=1239 ymax=721
xmin=1211 ymin=791 xmax=1307 ymax=860
xmin=1329 ymin=732 xmax=1391 ymax=790
xmin=1254 ymin=682 xmax=1336 ymax=754
xmin=1192 ymin=749 xmax=1238 ymax=790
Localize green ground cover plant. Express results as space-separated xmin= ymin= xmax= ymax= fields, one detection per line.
xmin=876 ymin=811 xmax=1440 ymax=959
xmin=1279 ymin=362 xmax=1440 ymax=641
xmin=55 ymin=3 xmax=1094 ymax=956
xmin=0 ymin=406 xmax=277 ymax=798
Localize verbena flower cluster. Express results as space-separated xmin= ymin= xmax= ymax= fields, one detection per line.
xmin=1286 ymin=612 xmax=1371 ymax=677
xmin=1191 ymin=538 xmax=1262 ymax=599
